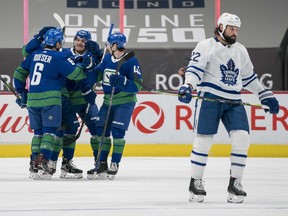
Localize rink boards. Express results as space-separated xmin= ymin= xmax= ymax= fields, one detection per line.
xmin=0 ymin=92 xmax=287 ymax=157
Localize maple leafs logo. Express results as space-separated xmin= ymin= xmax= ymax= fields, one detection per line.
xmin=220 ymin=59 xmax=239 ymax=86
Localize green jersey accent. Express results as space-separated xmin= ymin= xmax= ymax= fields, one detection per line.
xmin=13 ymin=66 xmax=29 ymax=83
xmin=67 ymin=66 xmax=87 ymax=81
xmin=27 ymin=91 xmax=62 ymax=107
xmin=22 ymin=45 xmax=29 ymax=58
xmin=61 ymin=87 xmax=70 ymax=98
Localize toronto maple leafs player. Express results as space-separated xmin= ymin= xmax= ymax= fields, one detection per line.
xmin=177 ymin=13 xmax=279 ymax=203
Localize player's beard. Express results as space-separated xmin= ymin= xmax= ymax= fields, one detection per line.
xmin=223 ymin=33 xmax=237 ymax=45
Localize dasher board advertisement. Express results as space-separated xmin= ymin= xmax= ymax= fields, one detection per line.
xmin=0 ymin=92 xmax=287 ymax=145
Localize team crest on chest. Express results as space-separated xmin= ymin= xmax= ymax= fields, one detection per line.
xmin=220 ymin=59 xmax=239 ymax=86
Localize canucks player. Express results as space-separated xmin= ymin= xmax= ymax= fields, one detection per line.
xmin=87 ymin=32 xmax=142 ymax=180
xmin=178 ymin=13 xmax=279 ymax=203
xmin=13 ymin=28 xmax=96 ymax=179
xmin=22 ymin=28 xmax=102 ymax=179
xmin=49 ymin=30 xmax=102 ymax=179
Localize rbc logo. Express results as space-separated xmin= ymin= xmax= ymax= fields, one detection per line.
xmin=132 ymin=101 xmax=164 ymax=134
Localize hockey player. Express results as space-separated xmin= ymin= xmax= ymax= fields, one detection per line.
xmin=87 ymin=32 xmax=142 ymax=180
xmin=177 ymin=13 xmax=279 ymax=203
xmin=13 ymin=28 xmax=96 ymax=179
xmin=22 ymin=28 xmax=102 ymax=179
xmin=48 ymin=29 xmax=102 ymax=179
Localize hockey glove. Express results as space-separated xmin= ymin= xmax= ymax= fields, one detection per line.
xmin=34 ymin=26 xmax=56 ymax=41
xmin=68 ymin=54 xmax=83 ymax=65
xmin=109 ymin=74 xmax=127 ymax=89
xmin=81 ymin=53 xmax=95 ymax=72
xmin=86 ymin=40 xmax=102 ymax=57
xmin=178 ymin=84 xmax=192 ymax=104
xmin=81 ymin=81 xmax=96 ymax=105
xmin=258 ymin=90 xmax=279 ymax=114
xmin=82 ymin=88 xmax=96 ymax=105
xmin=15 ymin=89 xmax=28 ymax=108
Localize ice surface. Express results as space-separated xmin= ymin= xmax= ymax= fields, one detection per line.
xmin=0 ymin=157 xmax=287 ymax=216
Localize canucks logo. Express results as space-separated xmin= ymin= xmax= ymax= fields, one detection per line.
xmin=220 ymin=59 xmax=239 ymax=86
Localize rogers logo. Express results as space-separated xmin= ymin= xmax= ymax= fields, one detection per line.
xmin=132 ymin=101 xmax=164 ymax=134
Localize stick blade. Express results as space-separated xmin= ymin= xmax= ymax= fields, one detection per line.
xmin=53 ymin=13 xmax=65 ymax=32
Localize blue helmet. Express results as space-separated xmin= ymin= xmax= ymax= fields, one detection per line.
xmin=74 ymin=30 xmax=91 ymax=41
xmin=43 ymin=28 xmax=64 ymax=47
xmin=107 ymin=32 xmax=126 ymax=49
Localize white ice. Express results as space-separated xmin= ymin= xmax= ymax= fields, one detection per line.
xmin=0 ymin=157 xmax=287 ymax=216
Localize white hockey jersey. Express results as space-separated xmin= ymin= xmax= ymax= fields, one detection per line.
xmin=185 ymin=37 xmax=264 ymax=100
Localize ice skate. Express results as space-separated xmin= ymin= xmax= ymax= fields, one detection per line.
xmin=35 ymin=155 xmax=53 ymax=180
xmin=107 ymin=162 xmax=119 ymax=180
xmin=188 ymin=178 xmax=206 ymax=202
xmin=60 ymin=158 xmax=83 ymax=179
xmin=29 ymin=155 xmax=38 ymax=179
xmin=227 ymin=177 xmax=247 ymax=203
xmin=87 ymin=161 xmax=108 ymax=180
xmin=48 ymin=160 xmax=57 ymax=174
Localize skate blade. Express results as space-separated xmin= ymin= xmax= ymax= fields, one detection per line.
xmin=87 ymin=172 xmax=108 ymax=180
xmin=34 ymin=171 xmax=52 ymax=180
xmin=60 ymin=171 xmax=83 ymax=179
xmin=107 ymin=174 xmax=116 ymax=180
xmin=29 ymin=172 xmax=37 ymax=179
xmin=189 ymin=193 xmax=205 ymax=203
xmin=227 ymin=193 xmax=245 ymax=203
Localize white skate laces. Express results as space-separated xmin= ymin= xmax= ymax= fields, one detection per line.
xmin=227 ymin=177 xmax=247 ymax=203
xmin=107 ymin=162 xmax=119 ymax=180
xmin=188 ymin=177 xmax=247 ymax=203
xmin=189 ymin=178 xmax=206 ymax=203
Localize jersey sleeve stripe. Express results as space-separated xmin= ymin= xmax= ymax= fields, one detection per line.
xmin=242 ymin=76 xmax=257 ymax=88
xmin=187 ymin=65 xmax=204 ymax=73
xmin=242 ymin=73 xmax=256 ymax=82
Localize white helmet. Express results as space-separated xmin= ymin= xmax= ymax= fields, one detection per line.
xmin=217 ymin=13 xmax=241 ymax=31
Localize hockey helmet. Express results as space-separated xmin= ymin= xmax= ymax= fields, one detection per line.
xmin=74 ymin=30 xmax=91 ymax=41
xmin=43 ymin=28 xmax=64 ymax=47
xmin=107 ymin=32 xmax=126 ymax=49
xmin=217 ymin=13 xmax=241 ymax=31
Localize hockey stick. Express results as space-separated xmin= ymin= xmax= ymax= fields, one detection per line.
xmin=94 ymin=51 xmax=135 ymax=171
xmin=0 ymin=75 xmax=21 ymax=100
xmin=53 ymin=13 xmax=65 ymax=33
xmin=93 ymin=23 xmax=114 ymax=92
xmin=100 ymin=24 xmax=114 ymax=64
xmin=133 ymin=74 xmax=268 ymax=109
